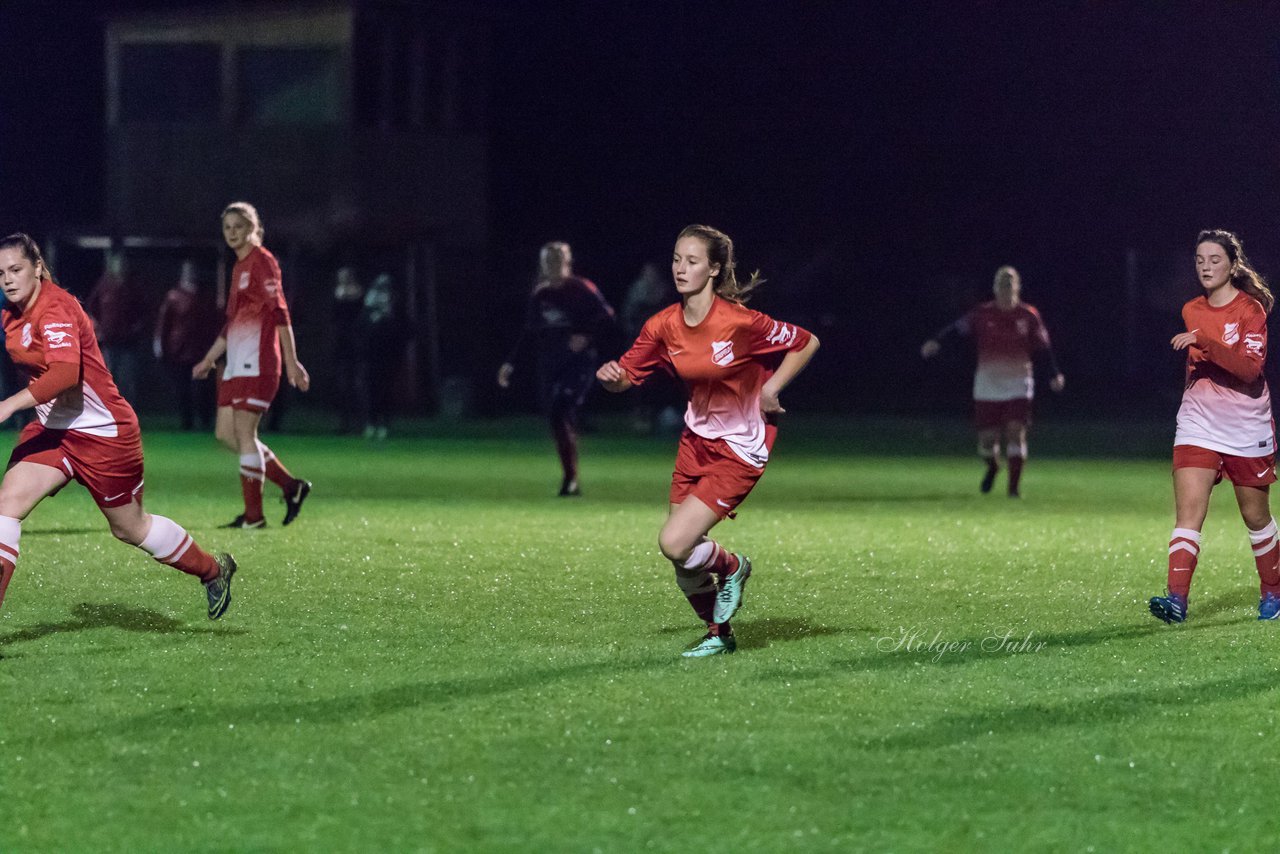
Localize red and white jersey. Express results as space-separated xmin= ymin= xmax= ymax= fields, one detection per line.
xmin=3 ymin=280 xmax=139 ymax=438
xmin=223 ymin=246 xmax=290 ymax=381
xmin=1174 ymin=291 xmax=1273 ymax=457
xmin=619 ymin=296 xmax=813 ymax=468
xmin=956 ymin=301 xmax=1051 ymax=401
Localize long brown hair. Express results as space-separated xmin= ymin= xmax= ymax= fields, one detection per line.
xmin=0 ymin=232 xmax=53 ymax=282
xmin=1197 ymin=229 xmax=1274 ymax=314
xmin=678 ymin=224 xmax=763 ymax=304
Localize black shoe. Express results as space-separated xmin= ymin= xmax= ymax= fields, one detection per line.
xmin=981 ymin=466 xmax=999 ymax=494
xmin=558 ymin=480 xmax=581 ymax=497
xmin=203 ymin=553 xmax=238 ymax=620
xmin=283 ymin=480 xmax=312 ymax=526
xmin=221 ymin=514 xmax=266 ymax=530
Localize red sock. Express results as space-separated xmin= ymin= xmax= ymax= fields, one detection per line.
xmin=1167 ymin=527 xmax=1201 ymax=599
xmin=1007 ymin=455 xmax=1024 ymax=495
xmin=140 ymin=515 xmax=218 ymax=582
xmin=688 ymin=591 xmax=716 ymax=623
xmin=261 ymin=446 xmax=294 ymax=491
xmin=689 ymin=539 xmax=739 ymax=577
xmin=0 ymin=557 xmax=14 ymax=611
xmin=1248 ymin=519 xmax=1280 ymax=596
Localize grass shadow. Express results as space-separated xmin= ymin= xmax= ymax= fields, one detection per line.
xmin=0 ymin=602 xmax=244 ymax=654
xmin=871 ymin=669 xmax=1280 ymax=750
xmin=1191 ymin=582 xmax=1261 ymax=619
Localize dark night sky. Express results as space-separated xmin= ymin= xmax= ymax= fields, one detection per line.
xmin=3 ymin=1 xmax=1280 ymax=410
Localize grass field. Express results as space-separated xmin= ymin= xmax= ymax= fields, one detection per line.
xmin=3 ymin=415 xmax=1279 ymax=852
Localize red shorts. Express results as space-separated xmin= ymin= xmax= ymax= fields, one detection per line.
xmin=1173 ymin=444 xmax=1277 ymax=487
xmin=9 ymin=422 xmax=144 ymax=508
xmin=218 ymin=373 xmax=280 ymax=413
xmin=974 ymin=398 xmax=1033 ymax=431
xmin=670 ymin=427 xmax=774 ymax=519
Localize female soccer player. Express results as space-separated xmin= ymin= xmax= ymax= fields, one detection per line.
xmin=1150 ymin=230 xmax=1280 ymax=623
xmin=0 ymin=233 xmax=235 ymax=619
xmin=596 ymin=225 xmax=820 ymax=657
xmin=498 ymin=242 xmax=616 ymax=496
xmin=193 ymin=202 xmax=312 ymax=528
xmin=920 ymin=265 xmax=1064 ymax=497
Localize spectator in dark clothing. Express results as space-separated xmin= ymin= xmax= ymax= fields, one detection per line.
xmin=357 ymin=273 xmax=403 ymax=440
xmin=331 ymin=266 xmax=365 ymax=434
xmin=87 ymin=250 xmax=148 ymax=405
xmin=154 ymin=260 xmax=221 ymax=430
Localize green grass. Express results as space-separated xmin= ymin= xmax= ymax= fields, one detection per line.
xmin=2 ymin=416 xmax=1278 ymax=852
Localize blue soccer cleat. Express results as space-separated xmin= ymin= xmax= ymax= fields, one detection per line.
xmin=681 ymin=631 xmax=737 ymax=658
xmin=712 ymin=555 xmax=752 ymax=624
xmin=1259 ymin=592 xmax=1280 ymax=621
xmin=1149 ymin=591 xmax=1187 ymax=624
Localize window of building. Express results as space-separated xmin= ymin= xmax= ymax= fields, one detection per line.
xmin=238 ymin=47 xmax=343 ymax=125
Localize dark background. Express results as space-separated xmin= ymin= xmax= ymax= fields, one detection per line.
xmin=3 ymin=0 xmax=1280 ymax=418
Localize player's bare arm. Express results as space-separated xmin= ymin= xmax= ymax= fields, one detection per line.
xmin=277 ymin=325 xmax=310 ymax=392
xmin=760 ymin=335 xmax=820 ymax=415
xmin=596 ymin=360 xmax=632 ymax=393
xmin=193 ymin=336 xmax=228 ymax=379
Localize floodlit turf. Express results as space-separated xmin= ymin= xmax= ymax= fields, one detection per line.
xmin=3 ymin=416 xmax=1280 ymax=852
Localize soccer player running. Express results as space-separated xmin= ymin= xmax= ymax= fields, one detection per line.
xmin=498 ymin=242 xmax=616 ymax=496
xmin=192 ymin=202 xmax=312 ymax=529
xmin=596 ymin=225 xmax=819 ymax=657
xmin=1150 ymin=230 xmax=1280 ymax=624
xmin=0 ymin=233 xmax=236 ymax=619
xmin=921 ymin=266 xmax=1065 ymax=497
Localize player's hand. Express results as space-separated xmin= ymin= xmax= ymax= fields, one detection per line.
xmin=287 ymin=361 xmax=311 ymax=392
xmin=760 ymin=384 xmax=785 ymax=415
xmin=497 ymin=362 xmax=514 ymax=388
xmin=191 ymin=359 xmax=213 ymax=380
xmin=567 ymin=334 xmax=589 ymax=354
xmin=1050 ymin=373 xmax=1065 ymax=393
xmin=920 ymin=339 xmax=940 ymax=359
xmin=595 ymin=360 xmax=630 ymax=392
xmin=1171 ymin=329 xmax=1199 ymax=350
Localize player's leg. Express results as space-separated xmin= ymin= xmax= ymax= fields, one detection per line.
xmin=214 ymin=404 xmax=238 ymax=453
xmin=660 ymin=496 xmax=742 ymax=656
xmin=977 ymin=428 xmax=1001 ymax=493
xmin=1151 ymin=464 xmax=1216 ymax=623
xmin=100 ymin=497 xmax=237 ymax=620
xmin=226 ymin=408 xmax=267 ymax=528
xmin=1231 ymin=480 xmax=1280 ymax=619
xmin=1004 ymin=420 xmax=1028 ymax=498
xmin=0 ymin=461 xmax=71 ymax=611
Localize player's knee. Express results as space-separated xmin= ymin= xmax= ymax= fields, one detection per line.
xmin=658 ymin=529 xmax=693 ymax=563
xmin=109 ymin=519 xmax=145 ymax=546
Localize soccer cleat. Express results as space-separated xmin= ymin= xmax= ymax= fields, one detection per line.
xmin=558 ymin=479 xmax=581 ymax=497
xmin=681 ymin=631 xmax=736 ymax=658
xmin=981 ymin=466 xmax=998 ymax=494
xmin=221 ymin=514 xmax=266 ymax=530
xmin=203 ymin=552 xmax=238 ymax=620
xmin=1149 ymin=591 xmax=1187 ymax=624
xmin=282 ymin=479 xmax=312 ymax=526
xmin=1260 ymin=592 xmax=1280 ymax=621
xmin=712 ymin=554 xmax=752 ymax=624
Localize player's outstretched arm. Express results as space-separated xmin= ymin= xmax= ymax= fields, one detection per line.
xmin=596 ymin=360 xmax=633 ymax=393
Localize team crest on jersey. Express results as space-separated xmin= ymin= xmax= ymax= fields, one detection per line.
xmin=712 ymin=340 xmax=735 ymax=366
xmin=238 ymin=272 xmax=251 ymax=290
xmin=1015 ymin=319 xmax=1029 ymax=335
xmin=1224 ymin=322 xmax=1240 ymax=345
xmin=20 ymin=323 xmax=31 ymax=348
